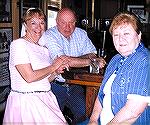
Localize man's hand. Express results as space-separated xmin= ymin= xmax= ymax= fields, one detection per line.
xmin=95 ymin=57 xmax=106 ymax=69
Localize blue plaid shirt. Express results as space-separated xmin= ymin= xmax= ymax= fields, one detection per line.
xmin=39 ymin=26 xmax=96 ymax=60
xmin=98 ymin=43 xmax=150 ymax=125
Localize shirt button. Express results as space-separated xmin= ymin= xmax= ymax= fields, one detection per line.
xmin=112 ymin=106 xmax=114 ymax=110
xmin=121 ymin=79 xmax=125 ymax=83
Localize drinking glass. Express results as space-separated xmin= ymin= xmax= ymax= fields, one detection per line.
xmin=89 ymin=59 xmax=99 ymax=73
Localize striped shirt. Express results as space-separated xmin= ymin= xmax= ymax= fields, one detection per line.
xmin=39 ymin=26 xmax=97 ymax=60
xmin=98 ymin=43 xmax=150 ymax=125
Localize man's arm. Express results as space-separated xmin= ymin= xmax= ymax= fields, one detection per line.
xmin=107 ymin=99 xmax=148 ymax=125
xmin=68 ymin=53 xmax=106 ymax=68
xmin=88 ymin=97 xmax=102 ymax=125
xmin=68 ymin=53 xmax=96 ymax=67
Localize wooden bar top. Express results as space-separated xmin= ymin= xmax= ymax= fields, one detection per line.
xmin=66 ymin=79 xmax=101 ymax=87
xmin=74 ymin=72 xmax=103 ymax=82
xmin=66 ymin=72 xmax=103 ymax=87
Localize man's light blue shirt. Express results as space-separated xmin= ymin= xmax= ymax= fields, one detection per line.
xmin=39 ymin=26 xmax=97 ymax=60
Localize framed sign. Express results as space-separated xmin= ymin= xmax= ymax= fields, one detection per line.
xmin=127 ymin=5 xmax=149 ymax=23
xmin=0 ymin=27 xmax=12 ymax=86
xmin=0 ymin=27 xmax=12 ymax=53
xmin=0 ymin=0 xmax=12 ymax=23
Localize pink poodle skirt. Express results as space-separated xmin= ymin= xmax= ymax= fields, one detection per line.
xmin=3 ymin=90 xmax=67 ymax=125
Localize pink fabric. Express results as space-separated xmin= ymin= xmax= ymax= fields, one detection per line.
xmin=3 ymin=39 xmax=67 ymax=125
xmin=3 ymin=91 xmax=67 ymax=125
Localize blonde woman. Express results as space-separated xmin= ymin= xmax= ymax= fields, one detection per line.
xmin=3 ymin=8 xmax=69 ymax=125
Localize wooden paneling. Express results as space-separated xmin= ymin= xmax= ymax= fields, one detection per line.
xmin=95 ymin=0 xmax=119 ymax=19
xmin=0 ymin=0 xmax=19 ymax=40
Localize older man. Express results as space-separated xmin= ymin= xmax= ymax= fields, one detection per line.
xmin=39 ymin=8 xmax=105 ymax=124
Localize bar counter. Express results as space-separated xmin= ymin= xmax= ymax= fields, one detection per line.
xmin=65 ymin=71 xmax=103 ymax=118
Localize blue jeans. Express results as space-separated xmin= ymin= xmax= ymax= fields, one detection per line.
xmin=51 ymin=82 xmax=86 ymax=124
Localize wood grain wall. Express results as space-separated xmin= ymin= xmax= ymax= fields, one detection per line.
xmin=0 ymin=0 xmax=19 ymax=41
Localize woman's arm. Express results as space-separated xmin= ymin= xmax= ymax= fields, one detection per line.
xmin=16 ymin=56 xmax=69 ymax=83
xmin=48 ymin=72 xmax=58 ymax=82
xmin=48 ymin=62 xmax=70 ymax=82
xmin=107 ymin=99 xmax=148 ymax=125
xmin=88 ymin=97 xmax=102 ymax=125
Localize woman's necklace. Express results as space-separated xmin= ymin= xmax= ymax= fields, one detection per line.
xmin=23 ymin=35 xmax=39 ymax=45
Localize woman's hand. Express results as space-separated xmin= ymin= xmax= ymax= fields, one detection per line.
xmin=52 ymin=55 xmax=70 ymax=70
xmin=55 ymin=63 xmax=69 ymax=74
xmin=107 ymin=122 xmax=131 ymax=125
xmin=52 ymin=55 xmax=70 ymax=74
